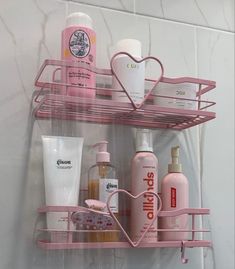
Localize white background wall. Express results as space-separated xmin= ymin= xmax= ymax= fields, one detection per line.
xmin=0 ymin=0 xmax=234 ymax=269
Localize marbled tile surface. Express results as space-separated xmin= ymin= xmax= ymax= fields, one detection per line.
xmin=70 ymin=0 xmax=235 ymax=32
xmin=197 ymin=29 xmax=234 ymax=269
xmin=0 ymin=0 xmax=234 ymax=268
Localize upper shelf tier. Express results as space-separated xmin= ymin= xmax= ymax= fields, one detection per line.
xmin=33 ymin=59 xmax=216 ymax=130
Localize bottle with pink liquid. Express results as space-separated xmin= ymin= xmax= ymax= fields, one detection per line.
xmin=160 ymin=146 xmax=189 ymax=241
xmin=61 ymin=12 xmax=96 ymax=97
xmin=131 ymin=129 xmax=158 ymax=243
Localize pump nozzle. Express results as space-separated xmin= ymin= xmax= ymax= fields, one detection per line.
xmin=168 ymin=146 xmax=182 ymax=173
xmin=93 ymin=141 xmax=110 ymax=163
xmin=135 ymin=129 xmax=153 ymax=152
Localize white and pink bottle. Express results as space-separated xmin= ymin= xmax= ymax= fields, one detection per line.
xmin=61 ymin=12 xmax=96 ymax=97
xmin=131 ymin=129 xmax=158 ymax=243
xmin=160 ymin=146 xmax=189 ymax=241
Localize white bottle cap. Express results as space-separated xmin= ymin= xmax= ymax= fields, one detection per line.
xmin=66 ymin=12 xmax=93 ymax=29
xmin=168 ymin=146 xmax=182 ymax=173
xmin=135 ymin=129 xmax=153 ymax=152
xmin=93 ymin=141 xmax=110 ymax=163
xmin=115 ymin=39 xmax=142 ymax=57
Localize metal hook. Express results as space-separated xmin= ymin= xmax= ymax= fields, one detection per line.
xmin=181 ymin=241 xmax=189 ymax=264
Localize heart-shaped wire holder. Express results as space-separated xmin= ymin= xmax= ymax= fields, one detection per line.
xmin=107 ymin=189 xmax=162 ymax=247
xmin=110 ymin=52 xmax=164 ymax=109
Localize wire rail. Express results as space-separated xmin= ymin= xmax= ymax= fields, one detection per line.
xmin=33 ymin=58 xmax=216 ymax=130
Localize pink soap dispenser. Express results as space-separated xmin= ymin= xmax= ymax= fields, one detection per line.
xmin=160 ymin=146 xmax=189 ymax=241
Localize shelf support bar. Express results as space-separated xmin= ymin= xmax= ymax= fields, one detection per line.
xmin=181 ymin=241 xmax=189 ymax=264
xmin=192 ymin=214 xmax=195 ymax=241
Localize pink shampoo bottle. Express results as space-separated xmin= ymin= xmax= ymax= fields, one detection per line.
xmin=131 ymin=129 xmax=158 ymax=243
xmin=160 ymin=146 xmax=189 ymax=241
xmin=61 ymin=12 xmax=96 ymax=97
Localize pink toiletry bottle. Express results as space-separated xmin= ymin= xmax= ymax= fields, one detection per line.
xmin=61 ymin=12 xmax=96 ymax=97
xmin=131 ymin=129 xmax=158 ymax=243
xmin=160 ymin=146 xmax=189 ymax=241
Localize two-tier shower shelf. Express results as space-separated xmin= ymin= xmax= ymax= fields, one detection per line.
xmin=33 ymin=56 xmax=216 ymax=264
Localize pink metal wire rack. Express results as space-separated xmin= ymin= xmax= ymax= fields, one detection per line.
xmin=36 ymin=189 xmax=211 ymax=264
xmin=33 ymin=56 xmax=214 ymax=263
xmin=33 ymin=56 xmax=216 ymax=130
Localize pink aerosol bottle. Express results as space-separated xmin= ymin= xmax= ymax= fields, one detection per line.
xmin=61 ymin=12 xmax=96 ymax=97
xmin=131 ymin=129 xmax=158 ymax=243
xmin=160 ymin=146 xmax=189 ymax=241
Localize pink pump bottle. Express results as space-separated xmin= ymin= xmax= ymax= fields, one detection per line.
xmin=160 ymin=146 xmax=189 ymax=241
xmin=131 ymin=129 xmax=158 ymax=243
xmin=61 ymin=12 xmax=96 ymax=97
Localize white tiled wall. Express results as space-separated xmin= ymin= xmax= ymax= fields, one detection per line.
xmin=197 ymin=28 xmax=234 ymax=269
xmin=0 ymin=0 xmax=234 ymax=269
xmin=72 ymin=0 xmax=235 ymax=32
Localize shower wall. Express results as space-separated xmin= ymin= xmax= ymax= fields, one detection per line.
xmin=0 ymin=1 xmax=234 ymax=269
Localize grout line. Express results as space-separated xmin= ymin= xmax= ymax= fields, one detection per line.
xmin=194 ymin=28 xmax=199 ymax=79
xmin=65 ymin=0 xmax=69 ymax=17
xmin=65 ymin=1 xmax=235 ymax=34
xmin=194 ymin=26 xmax=205 ymax=269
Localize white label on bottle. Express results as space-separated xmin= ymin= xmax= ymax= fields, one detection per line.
xmin=154 ymin=82 xmax=197 ymax=109
xmin=69 ymin=30 xmax=90 ymax=58
xmin=112 ymin=56 xmax=145 ymax=104
xmin=99 ymin=179 xmax=118 ymax=213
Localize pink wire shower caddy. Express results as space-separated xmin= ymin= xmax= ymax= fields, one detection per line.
xmin=37 ymin=205 xmax=211 ymax=249
xmin=33 ymin=58 xmax=216 ymax=130
xmin=36 ymin=190 xmax=211 ymax=263
xmin=33 ymin=56 xmax=214 ymax=263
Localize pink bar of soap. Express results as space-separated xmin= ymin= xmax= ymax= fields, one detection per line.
xmin=85 ymin=199 xmax=107 ymax=211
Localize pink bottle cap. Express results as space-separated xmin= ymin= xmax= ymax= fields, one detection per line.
xmin=93 ymin=141 xmax=110 ymax=163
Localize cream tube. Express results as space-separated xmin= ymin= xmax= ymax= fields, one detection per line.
xmin=42 ymin=135 xmax=84 ymax=242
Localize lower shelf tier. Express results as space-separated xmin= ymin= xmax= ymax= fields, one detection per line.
xmin=36 ymin=206 xmax=212 ymax=251
xmin=37 ymin=240 xmax=212 ymax=250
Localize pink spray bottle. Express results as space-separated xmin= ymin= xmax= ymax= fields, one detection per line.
xmin=160 ymin=146 xmax=189 ymax=241
xmin=61 ymin=12 xmax=96 ymax=97
xmin=130 ymin=129 xmax=158 ymax=243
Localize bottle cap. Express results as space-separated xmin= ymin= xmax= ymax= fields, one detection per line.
xmin=93 ymin=141 xmax=110 ymax=163
xmin=66 ymin=12 xmax=93 ymax=29
xmin=135 ymin=129 xmax=153 ymax=152
xmin=168 ymin=146 xmax=182 ymax=173
xmin=115 ymin=39 xmax=142 ymax=57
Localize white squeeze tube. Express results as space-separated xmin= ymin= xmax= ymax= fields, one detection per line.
xmin=42 ymin=136 xmax=84 ymax=242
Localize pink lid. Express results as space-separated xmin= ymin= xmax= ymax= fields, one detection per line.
xmin=93 ymin=141 xmax=110 ymax=163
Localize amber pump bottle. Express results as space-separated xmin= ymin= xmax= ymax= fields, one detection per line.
xmin=88 ymin=141 xmax=119 ymax=242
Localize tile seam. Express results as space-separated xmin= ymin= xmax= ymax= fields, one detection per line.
xmin=64 ymin=0 xmax=235 ymax=34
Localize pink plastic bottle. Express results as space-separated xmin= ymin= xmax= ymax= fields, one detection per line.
xmin=160 ymin=146 xmax=189 ymax=241
xmin=131 ymin=129 xmax=158 ymax=243
xmin=61 ymin=12 xmax=96 ymax=97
